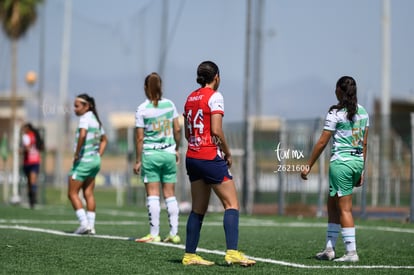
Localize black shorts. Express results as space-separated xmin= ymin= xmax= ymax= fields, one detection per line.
xmin=186 ymin=155 xmax=233 ymax=184
xmin=23 ymin=164 xmax=40 ymax=175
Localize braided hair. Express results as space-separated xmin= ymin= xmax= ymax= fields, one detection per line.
xmin=329 ymin=76 xmax=358 ymax=121
xmin=76 ymin=93 xmax=103 ymax=128
xmin=144 ymin=72 xmax=162 ymax=107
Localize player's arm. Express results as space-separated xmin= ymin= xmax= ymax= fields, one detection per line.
xmin=22 ymin=134 xmax=31 ymax=152
xmin=133 ymin=127 xmax=144 ymax=174
xmin=99 ymin=134 xmax=108 ymax=157
xmin=356 ymin=127 xmax=369 ymax=187
xmin=74 ymin=128 xmax=87 ymax=162
xmin=301 ymin=130 xmax=332 ymax=180
xmin=173 ymin=117 xmax=181 ymax=164
xmin=184 ymin=115 xmax=190 ymax=142
xmin=173 ymin=117 xmax=181 ymax=150
xmin=211 ymin=113 xmax=232 ymax=167
xmin=362 ymin=127 xmax=368 ymax=164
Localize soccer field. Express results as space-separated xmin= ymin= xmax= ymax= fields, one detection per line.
xmin=1 ymin=204 xmax=413 ymax=275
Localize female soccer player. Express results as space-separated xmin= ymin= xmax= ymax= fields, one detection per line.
xmin=301 ymin=76 xmax=369 ymax=262
xmin=21 ymin=123 xmax=43 ymax=209
xmin=133 ymin=72 xmax=181 ymax=244
xmin=182 ymin=61 xmax=256 ymax=266
xmin=68 ymin=93 xmax=107 ymax=234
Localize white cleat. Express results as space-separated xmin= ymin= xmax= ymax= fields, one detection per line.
xmin=333 ymin=252 xmax=359 ymax=262
xmin=315 ymin=249 xmax=335 ymax=261
xmin=73 ymin=225 xmax=90 ymax=235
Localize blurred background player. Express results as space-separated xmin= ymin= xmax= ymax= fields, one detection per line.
xmin=68 ymin=93 xmax=107 ymax=234
xmin=21 ymin=123 xmax=43 ymax=209
xmin=182 ymin=61 xmax=256 ymax=266
xmin=301 ymin=76 xmax=369 ymax=262
xmin=133 ymin=72 xmax=181 ymax=244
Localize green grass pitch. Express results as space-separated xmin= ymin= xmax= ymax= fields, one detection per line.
xmin=1 ymin=202 xmax=413 ymax=274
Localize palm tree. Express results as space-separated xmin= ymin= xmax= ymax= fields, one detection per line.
xmin=0 ymin=0 xmax=43 ymax=127
xmin=0 ymin=0 xmax=44 ymax=203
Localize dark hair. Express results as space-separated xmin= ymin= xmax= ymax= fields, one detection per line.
xmin=24 ymin=123 xmax=44 ymax=151
xmin=76 ymin=93 xmax=103 ymax=128
xmin=144 ymin=72 xmax=162 ymax=107
xmin=196 ymin=61 xmax=219 ymax=87
xmin=329 ymin=76 xmax=358 ymax=121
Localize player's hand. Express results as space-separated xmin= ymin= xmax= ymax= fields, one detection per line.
xmin=133 ymin=161 xmax=141 ymax=175
xmin=355 ymin=173 xmax=364 ymax=187
xmin=175 ymin=151 xmax=180 ymax=165
xmin=225 ymin=155 xmax=232 ymax=168
xmin=73 ymin=154 xmax=80 ymax=165
xmin=300 ymin=166 xmax=310 ymax=180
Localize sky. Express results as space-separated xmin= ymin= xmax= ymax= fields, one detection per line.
xmin=1 ymin=0 xmax=414 ymax=126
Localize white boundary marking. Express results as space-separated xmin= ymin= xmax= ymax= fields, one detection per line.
xmin=1 ymin=223 xmax=414 ymax=269
xmin=2 ymin=219 xmax=414 ymax=234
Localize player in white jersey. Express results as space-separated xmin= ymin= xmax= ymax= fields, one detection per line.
xmin=301 ymin=76 xmax=369 ymax=262
xmin=68 ymin=94 xmax=107 ymax=234
xmin=133 ymin=72 xmax=181 ymax=244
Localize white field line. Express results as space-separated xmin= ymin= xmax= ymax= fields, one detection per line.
xmin=2 ymin=219 xmax=414 ymax=234
xmin=1 ymin=224 xmax=414 ymax=269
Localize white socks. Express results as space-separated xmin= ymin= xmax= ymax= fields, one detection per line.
xmin=146 ymin=196 xmax=180 ymax=237
xmin=76 ymin=209 xmax=95 ymax=229
xmin=165 ymin=196 xmax=179 ymax=236
xmin=147 ymin=196 xmax=161 ymax=236
xmin=326 ymin=223 xmax=340 ymax=250
xmin=76 ymin=208 xmax=88 ymax=227
xmin=87 ymin=211 xmax=96 ymax=229
xmin=341 ymin=227 xmax=357 ymax=253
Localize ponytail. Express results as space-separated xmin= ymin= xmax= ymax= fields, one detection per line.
xmin=329 ymin=76 xmax=358 ymax=122
xmin=144 ymin=72 xmax=162 ymax=107
xmin=76 ymin=93 xmax=103 ymax=128
xmin=24 ymin=123 xmax=45 ymax=151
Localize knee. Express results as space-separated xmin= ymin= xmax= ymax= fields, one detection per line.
xmin=192 ymin=206 xmax=208 ymax=215
xmin=67 ymin=192 xmax=75 ymax=201
xmin=224 ymin=205 xmax=240 ymax=211
xmin=83 ymin=191 xmax=94 ymax=200
xmin=222 ymin=199 xmax=239 ymax=210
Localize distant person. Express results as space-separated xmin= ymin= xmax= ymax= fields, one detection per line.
xmin=68 ymin=93 xmax=107 ymax=235
xmin=133 ymin=72 xmax=181 ymax=244
xmin=182 ymin=61 xmax=256 ymax=266
xmin=301 ymin=76 xmax=369 ymax=262
xmin=21 ymin=123 xmax=44 ymax=209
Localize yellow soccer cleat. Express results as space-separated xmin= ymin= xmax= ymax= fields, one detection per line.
xmin=163 ymin=234 xmax=181 ymax=244
xmin=182 ymin=253 xmax=215 ymax=266
xmin=224 ymin=250 xmax=256 ymax=267
xmin=135 ymin=234 xmax=161 ymax=243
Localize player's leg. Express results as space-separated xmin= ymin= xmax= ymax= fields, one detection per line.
xmin=186 ymin=179 xmax=211 ymax=251
xmin=333 ymin=161 xmax=360 ymax=262
xmin=161 ymin=154 xmax=180 ymax=243
xmin=182 ymin=179 xmax=214 ymax=266
xmin=68 ymin=176 xmax=89 ymax=234
xmin=136 ymin=154 xmax=162 ymax=242
xmin=212 ymin=179 xmax=255 ymax=266
xmin=316 ymin=162 xmax=344 ymax=260
xmin=28 ymin=169 xmax=39 ymax=208
xmin=334 ymin=194 xmax=359 ymax=262
xmin=162 ymin=183 xmax=180 ymax=243
xmin=23 ymin=166 xmax=33 ymax=208
xmin=212 ymin=178 xmax=239 ymax=249
xmin=327 ymin=195 xmax=341 ymax=248
xmin=136 ymin=182 xmax=161 ymax=242
xmin=83 ymin=177 xmax=96 ymax=234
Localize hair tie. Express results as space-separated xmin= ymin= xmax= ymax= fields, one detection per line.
xmin=76 ymin=97 xmax=88 ymax=104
